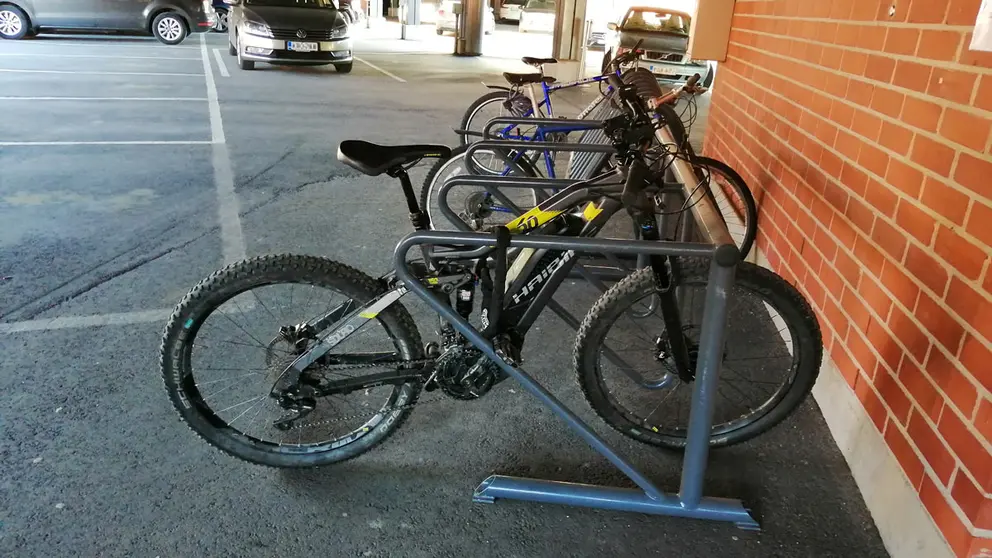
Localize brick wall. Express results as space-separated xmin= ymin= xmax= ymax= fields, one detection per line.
xmin=701 ymin=0 xmax=991 ymax=556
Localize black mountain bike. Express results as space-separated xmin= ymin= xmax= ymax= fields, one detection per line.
xmin=160 ymin=84 xmax=822 ymax=468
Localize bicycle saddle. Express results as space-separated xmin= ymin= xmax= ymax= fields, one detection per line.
xmin=337 ymin=140 xmax=450 ymax=176
xmin=503 ymin=72 xmax=557 ymax=86
xmin=521 ymin=56 xmax=557 ymax=66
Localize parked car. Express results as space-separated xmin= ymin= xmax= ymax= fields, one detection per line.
xmin=518 ymin=0 xmax=554 ymax=34
xmin=498 ymin=0 xmax=525 ymax=23
xmin=435 ymin=0 xmax=495 ymax=35
xmin=604 ymin=5 xmax=714 ymax=86
xmin=227 ymin=0 xmax=352 ymax=72
xmin=0 ymin=0 xmax=217 ymax=43
xmin=213 ymin=0 xmax=231 ymax=32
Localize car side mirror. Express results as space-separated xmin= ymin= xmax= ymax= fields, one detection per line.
xmin=607 ymin=22 xmax=617 ymax=31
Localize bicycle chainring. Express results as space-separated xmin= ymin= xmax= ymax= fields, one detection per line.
xmin=434 ymin=344 xmax=502 ymax=400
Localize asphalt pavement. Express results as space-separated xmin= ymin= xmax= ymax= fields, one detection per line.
xmin=0 ymin=27 xmax=888 ymax=558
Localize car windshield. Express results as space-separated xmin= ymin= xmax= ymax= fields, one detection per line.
xmin=621 ymin=9 xmax=690 ymax=34
xmin=245 ymin=0 xmax=337 ymax=8
xmin=524 ymin=0 xmax=555 ymax=11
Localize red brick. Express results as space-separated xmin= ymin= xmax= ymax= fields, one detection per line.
xmin=901 ymin=358 xmax=944 ymax=420
xmin=884 ymin=420 xmax=925 ymax=487
xmin=891 ymin=60 xmax=934 ymax=94
xmin=873 ymin=217 xmax=910 ymax=260
xmin=959 ymin=32 xmax=992 ymax=67
xmin=835 ymin=248 xmax=863 ymax=286
xmin=977 ymin=398 xmax=992 ymax=444
xmin=905 ymin=245 xmax=951 ymax=295
xmin=920 ymin=177 xmax=969 ymax=226
xmin=865 ymin=54 xmax=897 ymax=82
xmin=918 ymin=30 xmax=962 ymax=61
xmin=934 ymin=226 xmax=987 ymax=280
xmin=820 ymin=149 xmax=845 ymax=178
xmin=847 ymin=79 xmax=875 ymax=107
xmin=819 ymin=261 xmax=844 ymax=297
xmin=877 ymin=369 xmax=913 ymax=422
xmin=896 ymin=200 xmax=938 ymax=244
xmin=819 ymin=46 xmax=844 ymax=71
xmin=878 ymin=121 xmax=914 ymax=156
xmin=850 ymin=1 xmax=877 ymax=21
xmin=939 ymin=408 xmax=992 ymax=490
xmin=911 ymin=135 xmax=956 ymax=177
xmin=840 ymin=49 xmax=869 ymax=75
xmin=830 ymin=217 xmax=857 ymax=248
xmin=908 ymin=0 xmax=949 ymax=23
xmin=920 ymin=475 xmax=974 ymax=558
xmin=857 ymin=25 xmax=886 ymax=51
xmin=955 ymin=152 xmax=992 ymax=198
xmin=846 ymin=196 xmax=876 ymax=234
xmin=877 ymin=1 xmax=909 ymax=21
xmin=842 ymin=286 xmax=872 ymax=332
xmin=862 ymin=273 xmax=894 ymax=318
xmin=889 ymin=303 xmax=931 ymax=363
xmin=856 ymin=236 xmax=887 ymax=278
xmin=851 ymin=110 xmax=882 ymax=143
xmin=927 ymin=68 xmax=979 ymax=105
xmin=867 ymin=319 xmax=906 ymax=372
xmin=822 ymin=295 xmax=848 ymax=335
xmin=883 ymin=28 xmax=920 ymax=56
xmin=945 ymin=278 xmax=992 ymax=344
xmin=855 ymin=374 xmax=887 ymax=431
xmin=833 ymin=342 xmax=860 ymax=385
xmin=908 ymin=411 xmax=956 ymax=485
xmin=947 ymin=0 xmax=984 ymax=25
xmin=916 ymin=291 xmax=967 ymax=353
xmin=883 ymin=259 xmax=921 ymax=309
xmin=966 ymin=202 xmax=992 ymax=249
xmin=849 ymin=327 xmax=879 ymax=373
xmin=829 ymin=100 xmax=856 ymax=129
xmin=960 ymin=334 xmax=992 ymax=393
xmin=901 ymin=96 xmax=943 ymax=132
xmin=824 ymin=182 xmax=850 ymax=215
xmin=859 ymin=144 xmax=891 ymax=177
xmin=940 ymin=108 xmax=992 ymax=152
xmin=926 ymin=348 xmax=979 ymax=418
xmin=976 ymin=75 xmax=992 ymax=112
xmin=885 ymin=159 xmax=925 ymax=198
xmin=866 ymin=178 xmax=898 ymax=217
xmin=869 ymin=87 xmax=905 ymax=119
xmin=950 ymin=470 xmax=990 ymax=529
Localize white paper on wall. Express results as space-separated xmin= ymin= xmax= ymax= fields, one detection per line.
xmin=971 ymin=0 xmax=992 ymax=52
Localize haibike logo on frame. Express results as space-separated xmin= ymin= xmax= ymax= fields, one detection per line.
xmin=511 ymin=251 xmax=575 ymax=304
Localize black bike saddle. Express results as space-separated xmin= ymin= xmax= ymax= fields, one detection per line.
xmin=502 ymin=72 xmax=557 ymax=86
xmin=522 ymin=56 xmax=557 ymax=66
xmin=337 ymin=140 xmax=451 ymax=176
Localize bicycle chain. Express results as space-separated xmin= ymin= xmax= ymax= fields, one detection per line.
xmin=283 ymin=356 xmax=449 ymax=430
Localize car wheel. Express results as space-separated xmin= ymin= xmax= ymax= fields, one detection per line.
xmin=0 ymin=5 xmax=29 ymax=40
xmin=214 ymin=9 xmax=229 ymax=33
xmin=335 ymin=62 xmax=353 ymax=73
xmin=152 ymin=12 xmax=188 ymax=45
xmin=228 ymin=41 xmax=236 ymax=56
xmin=236 ymin=34 xmax=255 ymax=70
xmin=436 ymin=27 xmax=443 ymax=35
xmin=702 ymin=63 xmax=715 ymax=88
xmin=601 ymin=49 xmax=612 ymax=75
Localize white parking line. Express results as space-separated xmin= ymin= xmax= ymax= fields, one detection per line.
xmin=200 ymin=34 xmax=246 ymax=264
xmin=355 ymin=57 xmax=406 ymax=83
xmin=211 ymin=48 xmax=230 ymax=78
xmin=0 ymin=309 xmax=173 ymax=334
xmin=0 ymin=68 xmax=204 ymax=77
xmin=0 ymin=97 xmax=207 ymax=101
xmin=20 ymin=41 xmax=201 ymax=50
xmin=0 ymin=53 xmax=200 ymax=60
xmin=0 ymin=140 xmax=216 ymax=146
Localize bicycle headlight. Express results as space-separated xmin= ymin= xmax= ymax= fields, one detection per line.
xmin=242 ymin=20 xmax=272 ymax=37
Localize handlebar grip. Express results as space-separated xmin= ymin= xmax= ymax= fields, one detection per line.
xmin=686 ymin=73 xmax=700 ymax=88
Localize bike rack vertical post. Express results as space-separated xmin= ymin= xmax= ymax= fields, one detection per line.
xmin=393 ymin=231 xmax=759 ymax=529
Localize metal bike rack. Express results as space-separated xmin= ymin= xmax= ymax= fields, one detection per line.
xmin=393 ymin=231 xmax=759 ymax=529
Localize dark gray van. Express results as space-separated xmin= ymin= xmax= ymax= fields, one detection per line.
xmin=0 ymin=0 xmax=217 ymax=44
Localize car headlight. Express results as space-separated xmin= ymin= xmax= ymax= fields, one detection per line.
xmin=330 ymin=25 xmax=348 ymax=39
xmin=242 ymin=20 xmax=272 ymax=37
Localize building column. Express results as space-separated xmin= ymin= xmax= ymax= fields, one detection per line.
xmin=550 ymin=0 xmax=589 ymax=81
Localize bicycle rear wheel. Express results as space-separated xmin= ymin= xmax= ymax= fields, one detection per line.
xmin=161 ymin=255 xmax=424 ymax=468
xmin=573 ymin=259 xmax=822 ymax=449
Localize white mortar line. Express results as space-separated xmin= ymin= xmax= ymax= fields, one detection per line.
xmin=355 ymin=57 xmax=406 ymax=83
xmin=200 ymin=34 xmax=246 ymax=264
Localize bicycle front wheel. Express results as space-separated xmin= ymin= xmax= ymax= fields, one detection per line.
xmin=161 ymin=255 xmax=424 ymax=468
xmin=459 ymin=90 xmax=534 ymax=147
xmin=573 ymin=259 xmax=822 ymax=449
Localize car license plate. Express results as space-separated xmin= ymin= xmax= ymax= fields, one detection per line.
xmin=648 ymin=65 xmax=679 ymax=76
xmin=288 ymin=41 xmax=318 ymax=52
